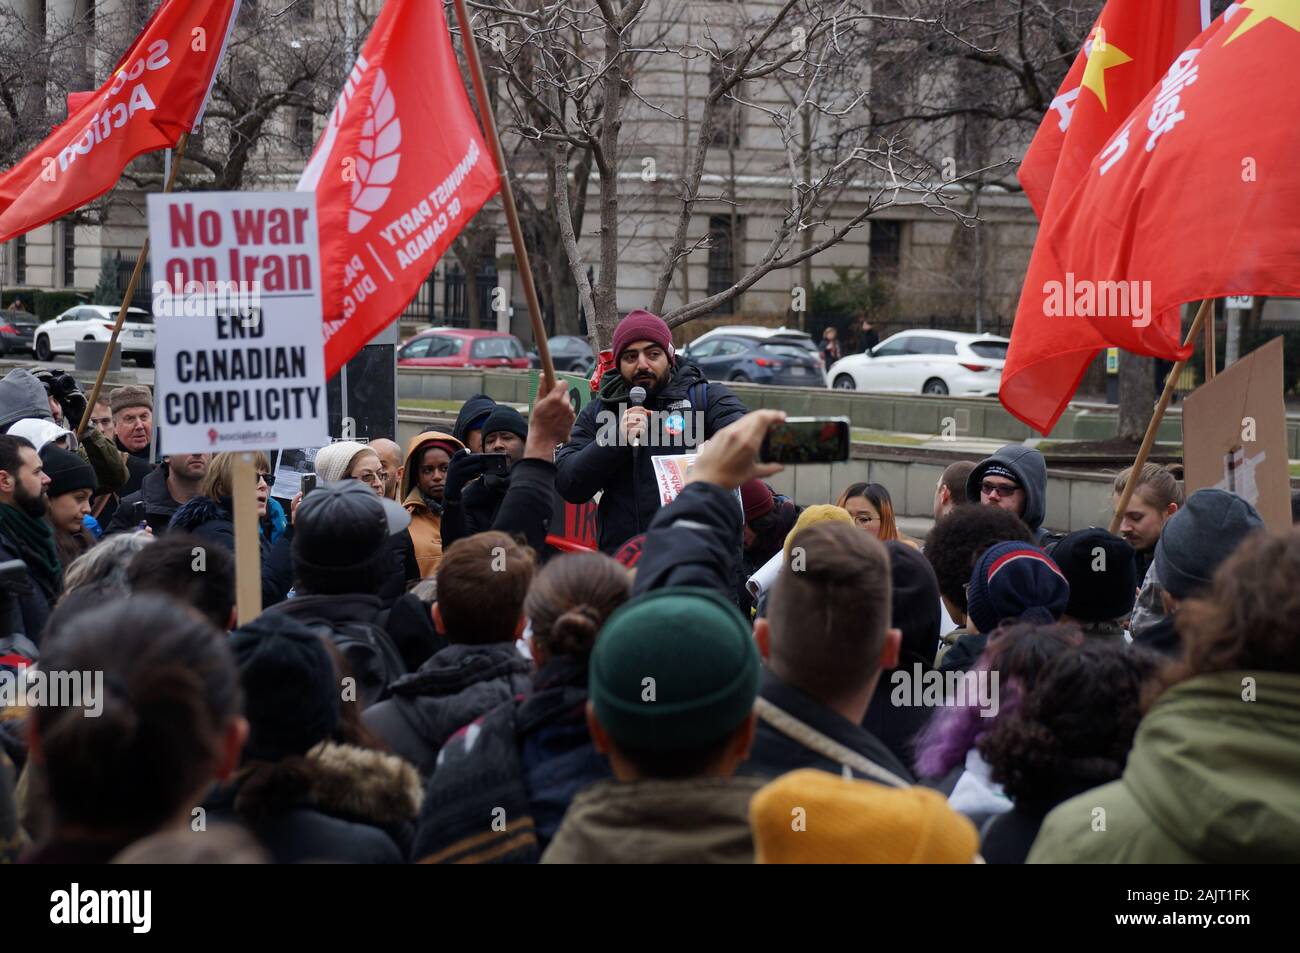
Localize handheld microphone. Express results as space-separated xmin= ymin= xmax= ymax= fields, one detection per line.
xmin=628 ymin=386 xmax=647 ymax=448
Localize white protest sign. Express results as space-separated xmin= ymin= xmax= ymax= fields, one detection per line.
xmin=147 ymin=191 xmax=329 ymax=454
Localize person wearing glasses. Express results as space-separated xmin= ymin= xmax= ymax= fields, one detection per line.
xmin=964 ymin=445 xmax=1053 ymax=546
xmin=168 ymin=451 xmax=294 ymax=607
xmin=310 ymin=441 xmax=420 ymax=604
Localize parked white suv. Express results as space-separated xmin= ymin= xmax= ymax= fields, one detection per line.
xmin=826 ymin=329 xmax=1008 ymax=396
xmin=35 ymin=304 xmax=156 ymax=366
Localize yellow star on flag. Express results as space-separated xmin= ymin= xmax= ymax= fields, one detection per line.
xmin=1223 ymin=0 xmax=1300 ymax=46
xmin=1081 ymin=28 xmax=1134 ymax=111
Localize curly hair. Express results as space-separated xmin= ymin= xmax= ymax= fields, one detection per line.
xmin=978 ymin=640 xmax=1160 ymax=803
xmin=1159 ymin=530 xmax=1300 ymax=698
xmin=913 ymin=621 xmax=1083 ymax=779
xmin=924 ymin=504 xmax=1036 ymax=613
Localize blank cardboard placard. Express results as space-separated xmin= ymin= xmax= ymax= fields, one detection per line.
xmin=1183 ymin=336 xmax=1289 ymax=532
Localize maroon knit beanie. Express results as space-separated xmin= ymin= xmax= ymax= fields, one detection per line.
xmin=741 ymin=479 xmax=775 ymax=523
xmin=612 ymin=310 xmax=674 ymax=364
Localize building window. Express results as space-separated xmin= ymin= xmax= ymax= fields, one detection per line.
xmin=12 ymin=236 xmax=26 ymax=286
xmin=707 ymin=214 xmax=742 ymax=313
xmin=294 ymin=106 xmax=315 ymax=154
xmin=62 ymin=221 xmax=76 ymax=288
xmin=869 ymin=219 xmax=902 ymax=276
xmin=708 ymin=61 xmax=742 ymax=148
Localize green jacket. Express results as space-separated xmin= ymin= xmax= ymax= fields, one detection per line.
xmin=1028 ymin=670 xmax=1300 ymax=863
xmin=540 ymin=776 xmax=765 ymax=864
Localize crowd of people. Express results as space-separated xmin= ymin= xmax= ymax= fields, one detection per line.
xmin=0 ymin=307 xmax=1297 ymax=864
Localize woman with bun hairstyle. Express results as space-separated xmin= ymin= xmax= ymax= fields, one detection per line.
xmin=22 ymin=596 xmax=246 ymax=863
xmin=410 ymin=552 xmax=631 ymax=863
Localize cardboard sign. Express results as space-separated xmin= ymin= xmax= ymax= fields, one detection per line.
xmin=147 ymin=191 xmax=329 ymax=453
xmin=1183 ymin=336 xmax=1290 ymax=531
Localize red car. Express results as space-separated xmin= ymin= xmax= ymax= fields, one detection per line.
xmin=397 ymin=327 xmax=530 ymax=368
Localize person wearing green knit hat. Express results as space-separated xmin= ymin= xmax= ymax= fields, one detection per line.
xmin=541 ymin=584 xmax=765 ymax=864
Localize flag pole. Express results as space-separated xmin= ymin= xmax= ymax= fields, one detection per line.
xmin=1204 ymin=304 xmax=1216 ymax=381
xmin=1108 ymin=298 xmax=1211 ymax=535
xmin=449 ymin=0 xmax=556 ymax=393
xmin=75 ymin=132 xmax=191 ymax=439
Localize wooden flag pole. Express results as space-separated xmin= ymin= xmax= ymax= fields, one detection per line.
xmin=1108 ymin=298 xmax=1212 ymax=535
xmin=76 ymin=132 xmax=192 ymax=439
xmin=231 ymin=452 xmax=263 ymax=625
xmin=449 ymin=0 xmax=556 ymax=393
xmin=1204 ymin=303 xmax=1217 ymax=382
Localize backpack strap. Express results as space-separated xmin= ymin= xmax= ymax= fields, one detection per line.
xmin=687 ymin=380 xmax=709 ymax=417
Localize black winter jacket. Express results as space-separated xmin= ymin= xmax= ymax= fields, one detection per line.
xmin=440 ymin=458 xmax=558 ymax=555
xmin=361 ymin=641 xmax=533 ymax=777
xmin=105 ymin=466 xmax=182 ymax=536
xmin=168 ymin=496 xmax=294 ymax=607
xmin=555 ymin=361 xmax=746 ymax=553
xmin=411 ymin=655 xmax=609 ymax=863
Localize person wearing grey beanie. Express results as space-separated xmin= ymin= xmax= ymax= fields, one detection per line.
xmin=1140 ymin=488 xmax=1264 ymax=656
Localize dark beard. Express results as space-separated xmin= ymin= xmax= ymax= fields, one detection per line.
xmin=14 ymin=481 xmax=47 ymax=518
xmin=629 ymin=366 xmax=670 ymax=395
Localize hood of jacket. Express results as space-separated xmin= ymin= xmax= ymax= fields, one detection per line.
xmin=966 ymin=445 xmax=1048 ymax=533
xmin=1124 ymin=670 xmax=1300 ymax=862
xmin=402 ymin=430 xmax=464 ymax=499
xmin=168 ymin=494 xmax=230 ymax=533
xmin=597 ymin=358 xmax=708 ymax=408
xmin=541 ymin=775 xmax=765 ymax=864
xmin=228 ymin=741 xmax=421 ymax=829
xmin=453 ymin=394 xmax=497 ymax=445
xmin=0 ymin=369 xmax=54 ymax=432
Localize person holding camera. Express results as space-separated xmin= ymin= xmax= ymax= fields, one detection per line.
xmin=439 ymin=382 xmax=576 ymax=556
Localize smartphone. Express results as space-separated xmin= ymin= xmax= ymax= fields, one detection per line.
xmin=760 ymin=417 xmax=851 ymax=465
xmin=479 ymin=453 xmax=510 ymax=477
xmin=132 ymin=500 xmax=148 ymax=526
xmin=301 ymin=473 xmax=317 ymax=497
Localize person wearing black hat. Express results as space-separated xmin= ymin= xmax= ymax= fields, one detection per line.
xmin=263 ymin=480 xmax=411 ymax=709
xmin=450 ymin=393 xmax=497 ymax=453
xmin=440 ymin=382 xmax=577 ymax=554
xmin=39 ymin=444 xmax=97 ymax=572
xmin=204 ymin=611 xmax=405 ymax=864
xmin=861 ymin=541 xmax=943 ymax=769
xmin=1051 ymin=528 xmax=1137 ymax=641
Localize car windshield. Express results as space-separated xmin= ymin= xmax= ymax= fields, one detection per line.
xmin=760 ymin=343 xmax=814 ymax=361
xmin=123 ymin=309 xmax=153 ymax=325
xmin=472 ymin=337 xmax=523 ymax=359
xmin=969 ymin=341 xmax=1008 ymax=359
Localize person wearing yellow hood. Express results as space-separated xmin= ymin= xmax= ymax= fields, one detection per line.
xmin=400 ymin=431 xmax=465 ymax=576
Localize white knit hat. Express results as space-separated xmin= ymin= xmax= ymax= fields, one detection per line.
xmin=312 ymin=441 xmax=372 ymax=484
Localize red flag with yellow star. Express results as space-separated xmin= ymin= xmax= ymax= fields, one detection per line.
xmin=1039 ymin=1 xmax=1300 ymax=374
xmin=1001 ymin=0 xmax=1207 ymax=434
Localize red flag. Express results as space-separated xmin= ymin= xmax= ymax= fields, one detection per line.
xmin=0 ymin=0 xmax=240 ymax=245
xmin=1041 ymin=4 xmax=1300 ymax=366
xmin=298 ymin=0 xmax=499 ymax=378
xmin=1000 ymin=0 xmax=1207 ymax=434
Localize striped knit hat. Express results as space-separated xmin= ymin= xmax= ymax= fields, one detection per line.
xmin=966 ymin=541 xmax=1069 ymax=635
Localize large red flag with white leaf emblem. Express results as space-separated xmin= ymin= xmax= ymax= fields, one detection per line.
xmin=298 ymin=0 xmax=499 ymax=378
xmin=999 ymin=0 xmax=1207 ymax=434
xmin=1040 ymin=2 xmax=1300 ymax=367
xmin=0 ymin=0 xmax=241 ymax=244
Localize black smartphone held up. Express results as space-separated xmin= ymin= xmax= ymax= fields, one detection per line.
xmin=301 ymin=473 xmax=317 ymax=497
xmin=760 ymin=417 xmax=851 ymax=465
xmin=479 ymin=453 xmax=510 ymax=477
xmin=132 ymin=500 xmax=148 ymax=526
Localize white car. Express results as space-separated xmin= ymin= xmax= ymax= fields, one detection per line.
xmin=35 ymin=304 xmax=156 ymax=366
xmin=826 ymin=329 xmax=1009 ymax=396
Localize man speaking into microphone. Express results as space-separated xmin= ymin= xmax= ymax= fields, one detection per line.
xmin=556 ymin=310 xmax=747 ymax=553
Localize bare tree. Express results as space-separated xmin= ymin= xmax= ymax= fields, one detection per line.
xmin=468 ymin=0 xmax=1023 ymax=351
